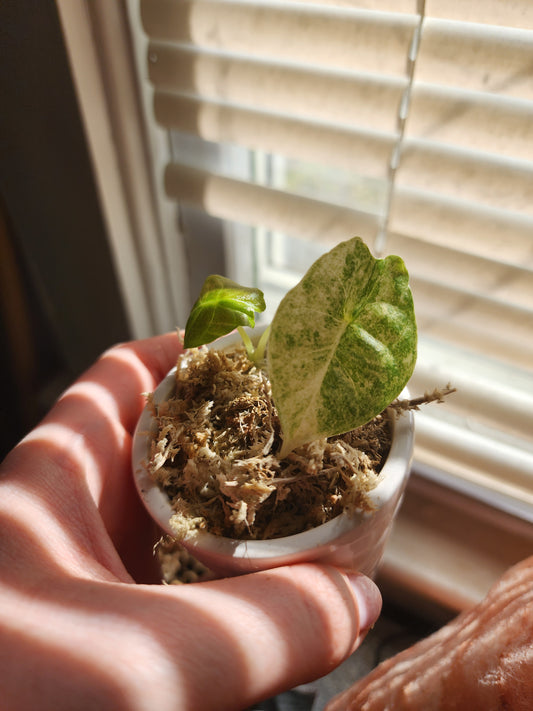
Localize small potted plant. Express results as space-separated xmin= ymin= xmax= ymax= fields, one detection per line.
xmin=133 ymin=237 xmax=439 ymax=578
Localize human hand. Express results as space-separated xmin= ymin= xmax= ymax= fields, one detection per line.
xmin=326 ymin=555 xmax=533 ymax=711
xmin=0 ymin=333 xmax=381 ymax=711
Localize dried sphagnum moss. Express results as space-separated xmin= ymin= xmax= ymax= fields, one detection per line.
xmin=147 ymin=344 xmax=391 ymax=540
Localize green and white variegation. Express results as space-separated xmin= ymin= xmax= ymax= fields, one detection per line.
xmin=268 ymin=237 xmax=417 ymax=458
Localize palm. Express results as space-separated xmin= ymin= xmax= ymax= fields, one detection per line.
xmin=1 ymin=333 xmax=181 ymax=585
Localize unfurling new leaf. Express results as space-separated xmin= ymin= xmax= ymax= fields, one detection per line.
xmin=184 ymin=275 xmax=266 ymax=349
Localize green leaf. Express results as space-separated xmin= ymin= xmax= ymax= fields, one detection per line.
xmin=268 ymin=237 xmax=417 ymax=458
xmin=184 ymin=275 xmax=266 ymax=348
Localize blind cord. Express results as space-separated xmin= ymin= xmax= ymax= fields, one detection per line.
xmin=375 ymin=0 xmax=426 ymax=257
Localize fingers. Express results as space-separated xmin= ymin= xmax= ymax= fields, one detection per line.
xmin=52 ymin=331 xmax=183 ymax=435
xmin=11 ymin=332 xmax=182 ymax=469
xmin=346 ymin=573 xmax=384 ymax=647
xmin=0 ymin=563 xmax=381 ymax=711
xmin=129 ymin=564 xmax=382 ymax=710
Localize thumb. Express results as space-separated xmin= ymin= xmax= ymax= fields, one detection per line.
xmin=141 ymin=562 xmax=382 ymax=710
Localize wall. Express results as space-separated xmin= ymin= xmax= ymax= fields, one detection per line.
xmin=0 ymin=0 xmax=130 ymax=456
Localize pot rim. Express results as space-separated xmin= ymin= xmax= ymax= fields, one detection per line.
xmin=132 ymin=327 xmax=415 ymax=562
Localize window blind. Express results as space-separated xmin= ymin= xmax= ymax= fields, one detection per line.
xmin=138 ymin=0 xmax=533 ymax=516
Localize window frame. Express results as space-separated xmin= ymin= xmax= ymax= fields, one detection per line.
xmin=56 ymin=0 xmax=191 ymax=337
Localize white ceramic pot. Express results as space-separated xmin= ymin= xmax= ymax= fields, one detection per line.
xmin=132 ymin=328 xmax=415 ymax=578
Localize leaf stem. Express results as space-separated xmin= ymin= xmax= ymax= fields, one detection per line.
xmin=237 ymin=326 xmax=255 ymax=361
xmin=237 ymin=325 xmax=271 ymax=365
xmin=254 ymin=325 xmax=271 ymax=363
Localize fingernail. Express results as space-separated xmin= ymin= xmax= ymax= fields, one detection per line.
xmin=346 ymin=574 xmax=382 ymax=631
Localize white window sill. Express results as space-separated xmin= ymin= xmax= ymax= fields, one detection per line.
xmin=377 ymin=471 xmax=533 ymax=621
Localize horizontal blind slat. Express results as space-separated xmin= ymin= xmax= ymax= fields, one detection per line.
xmin=388 ymin=233 xmax=533 ymax=312
xmin=141 ymin=0 xmax=418 ymax=74
xmin=417 ymin=19 xmax=533 ymax=100
xmin=141 ymin=0 xmax=533 ymax=31
xmin=148 ymin=44 xmax=406 ymax=132
xmin=154 ymin=92 xmax=394 ymax=177
xmin=425 ymin=0 xmax=533 ymax=31
xmin=407 ymin=84 xmax=533 ymax=160
xmin=414 ymin=413 xmax=533 ymax=504
xmin=411 ymin=277 xmax=533 ymax=372
xmin=411 ymin=358 xmax=533 ymax=443
xmin=164 ymin=162 xmax=380 ymax=243
xmin=289 ymin=0 xmax=417 ymax=12
xmin=397 ymin=140 xmax=533 ymax=215
xmin=389 ymin=187 xmax=533 ymax=265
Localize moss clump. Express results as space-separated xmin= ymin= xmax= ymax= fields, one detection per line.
xmin=148 ymin=344 xmax=390 ymax=540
